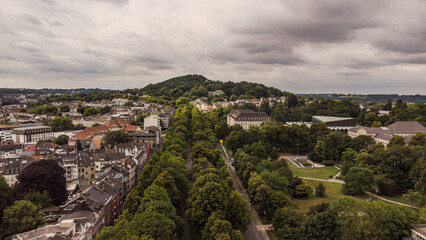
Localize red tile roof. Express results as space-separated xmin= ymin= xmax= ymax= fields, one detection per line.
xmin=69 ymin=126 xmax=109 ymax=141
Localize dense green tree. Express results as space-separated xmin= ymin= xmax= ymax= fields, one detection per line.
xmin=54 ymin=134 xmax=69 ymax=145
xmin=303 ymin=203 xmax=338 ymax=240
xmin=59 ymin=104 xmax=70 ymax=113
xmin=152 ymin=171 xmax=181 ymax=207
xmin=403 ymin=190 xmax=426 ymax=208
xmin=341 ymin=149 xmax=357 ymax=175
xmin=202 ymin=212 xmax=244 ymax=240
xmin=272 ymin=207 xmax=304 ymax=240
xmin=293 ymin=184 xmax=312 ymax=198
xmin=2 ymin=200 xmax=45 ymax=236
xmin=374 ymin=175 xmax=397 ymax=196
xmin=50 ymin=116 xmax=74 ymax=131
xmin=388 ymin=135 xmax=406 ymax=147
xmin=350 ymin=135 xmax=375 ymax=152
xmin=309 ymin=140 xmax=327 ymax=163
xmin=408 ymin=132 xmax=426 ymax=146
xmin=354 ymin=152 xmax=376 ymax=168
xmin=24 ymin=191 xmax=52 ymax=209
xmin=14 ymin=160 xmax=67 ymax=205
xmin=0 ymin=175 xmax=13 ymax=226
xmin=324 ymin=131 xmax=343 ymax=162
xmin=128 ymin=208 xmax=177 ymax=240
xmin=84 ymin=107 xmax=99 ymax=116
xmin=103 ymin=131 xmax=131 ymax=148
xmin=342 ymin=167 xmax=375 ymax=195
xmin=314 ymin=183 xmax=325 ymax=197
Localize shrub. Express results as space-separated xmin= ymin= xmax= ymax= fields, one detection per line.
xmin=302 ymin=161 xmax=313 ymax=167
xmin=322 ymin=160 xmax=334 ymax=166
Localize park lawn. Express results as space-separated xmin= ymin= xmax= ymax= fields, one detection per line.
xmin=294 ymin=179 xmax=345 ymax=213
xmin=377 ymin=194 xmax=412 ymax=205
xmin=288 ymin=164 xmax=340 ymax=180
xmin=294 ymin=179 xmax=383 ymax=213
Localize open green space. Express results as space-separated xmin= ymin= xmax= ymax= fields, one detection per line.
xmin=377 ymin=194 xmax=412 ymax=205
xmin=294 ymin=179 xmax=345 ymax=213
xmin=288 ymin=163 xmax=340 ymax=180
xmin=279 ymin=152 xmax=296 ymax=157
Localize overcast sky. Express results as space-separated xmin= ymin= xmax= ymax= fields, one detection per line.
xmin=1 ymin=0 xmax=426 ymax=94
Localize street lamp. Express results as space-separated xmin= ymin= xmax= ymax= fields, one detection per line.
xmin=264 ymin=211 xmax=267 ymax=231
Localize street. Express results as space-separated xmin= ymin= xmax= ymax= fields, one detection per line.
xmin=219 ymin=143 xmax=269 ymax=240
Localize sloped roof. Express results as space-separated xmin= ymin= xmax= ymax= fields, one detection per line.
xmin=387 ymin=121 xmax=426 ymax=134
xmin=86 ymin=186 xmax=112 ymax=205
xmin=69 ymin=126 xmax=109 ymax=141
xmin=229 ymin=109 xmax=270 ymax=120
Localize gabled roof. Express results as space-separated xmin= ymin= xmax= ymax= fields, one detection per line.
xmin=85 ymin=186 xmax=112 ymax=205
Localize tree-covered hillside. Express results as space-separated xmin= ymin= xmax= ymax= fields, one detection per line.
xmin=139 ymin=74 xmax=287 ymax=101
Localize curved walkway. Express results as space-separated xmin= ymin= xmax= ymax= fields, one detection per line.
xmin=299 ymin=176 xmax=418 ymax=209
xmin=364 ymin=191 xmax=419 ymax=209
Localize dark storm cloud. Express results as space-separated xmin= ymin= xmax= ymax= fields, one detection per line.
xmin=0 ymin=0 xmax=425 ymax=93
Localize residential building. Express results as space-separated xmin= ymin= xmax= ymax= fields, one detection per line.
xmin=129 ymin=130 xmax=160 ymax=148
xmin=0 ymin=157 xmax=35 ymax=186
xmin=227 ymin=109 xmax=271 ymax=130
xmin=348 ymin=121 xmax=426 ymax=146
xmin=12 ymin=126 xmax=54 ymax=143
xmin=77 ymin=153 xmax=96 ymax=183
xmin=121 ymin=157 xmax=136 ymax=190
xmin=208 ymin=90 xmax=225 ymax=96
xmin=144 ymin=115 xmax=161 ymax=130
xmin=12 ymin=219 xmax=78 ymax=240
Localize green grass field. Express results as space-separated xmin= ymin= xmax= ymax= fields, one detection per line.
xmin=288 ymin=164 xmax=340 ymax=180
xmin=376 ymin=194 xmax=412 ymax=205
xmin=294 ymin=179 xmax=346 ymax=212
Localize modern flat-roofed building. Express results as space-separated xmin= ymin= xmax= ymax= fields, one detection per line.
xmin=12 ymin=126 xmax=54 ymax=144
xmin=227 ymin=109 xmax=271 ymax=130
xmin=144 ymin=115 xmax=161 ymax=130
xmin=312 ymin=116 xmax=357 ymax=127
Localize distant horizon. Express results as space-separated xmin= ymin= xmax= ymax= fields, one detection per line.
xmin=0 ymin=86 xmax=425 ymax=96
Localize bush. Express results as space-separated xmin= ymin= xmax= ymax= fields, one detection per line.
xmin=314 ymin=183 xmax=326 ymax=197
xmin=302 ymin=161 xmax=313 ymax=167
xmin=322 ymin=160 xmax=334 ymax=166
xmin=293 ymin=184 xmax=312 ymax=198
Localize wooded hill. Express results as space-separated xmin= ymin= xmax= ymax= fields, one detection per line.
xmin=138 ymin=74 xmax=287 ymax=101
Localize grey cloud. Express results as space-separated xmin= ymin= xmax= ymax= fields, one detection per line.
xmin=12 ymin=42 xmax=41 ymax=52
xmin=0 ymin=0 xmax=425 ymax=93
xmin=23 ymin=14 xmax=42 ymax=25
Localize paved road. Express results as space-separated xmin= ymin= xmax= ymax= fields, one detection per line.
xmin=300 ymin=176 xmax=345 ymax=183
xmin=219 ymin=144 xmax=269 ymax=240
